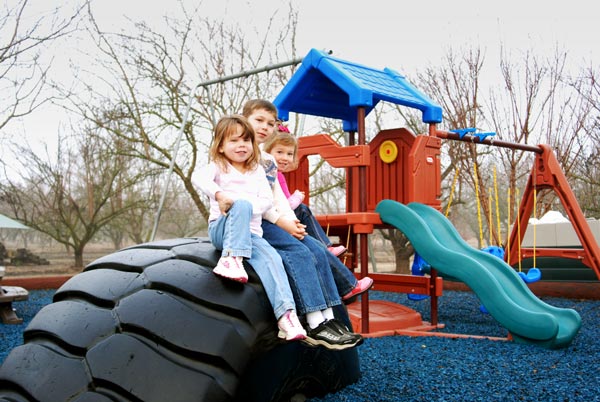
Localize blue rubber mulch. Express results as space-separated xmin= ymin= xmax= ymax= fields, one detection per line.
xmin=1 ymin=289 xmax=599 ymax=401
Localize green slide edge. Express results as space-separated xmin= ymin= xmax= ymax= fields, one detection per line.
xmin=375 ymin=199 xmax=581 ymax=349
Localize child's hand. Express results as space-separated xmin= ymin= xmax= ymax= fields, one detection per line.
xmin=288 ymin=190 xmax=305 ymax=210
xmin=294 ymin=220 xmax=307 ymax=233
xmin=276 ymin=218 xmax=306 ymax=240
xmin=215 ymin=192 xmax=234 ymax=214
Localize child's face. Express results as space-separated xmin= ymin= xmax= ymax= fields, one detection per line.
xmin=269 ymin=143 xmax=295 ymax=173
xmin=219 ymin=124 xmax=253 ymax=169
xmin=246 ymin=108 xmax=276 ymax=144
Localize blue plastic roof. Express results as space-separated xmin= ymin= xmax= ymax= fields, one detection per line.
xmin=274 ymin=49 xmax=443 ymax=131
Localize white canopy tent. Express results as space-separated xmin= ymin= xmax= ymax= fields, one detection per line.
xmin=0 ymin=214 xmax=30 ymax=324
xmin=0 ymin=214 xmax=30 ymax=230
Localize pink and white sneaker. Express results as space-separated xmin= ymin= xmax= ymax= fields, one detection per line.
xmin=277 ymin=310 xmax=307 ymax=341
xmin=213 ymin=256 xmax=248 ymax=283
xmin=342 ymin=276 xmax=374 ymax=304
xmin=327 ymin=245 xmax=347 ymax=257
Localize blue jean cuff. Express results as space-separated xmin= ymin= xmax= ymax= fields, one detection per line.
xmin=274 ymin=302 xmax=297 ymax=320
xmin=221 ymin=248 xmax=252 ymax=258
xmin=302 ymin=304 xmax=328 ymax=314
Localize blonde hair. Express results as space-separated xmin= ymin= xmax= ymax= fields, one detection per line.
xmin=242 ymin=99 xmax=278 ymax=120
xmin=210 ymin=115 xmax=260 ymax=172
xmin=263 ymin=130 xmax=299 ymax=168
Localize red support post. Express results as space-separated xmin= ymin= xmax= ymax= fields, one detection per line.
xmin=507 ymin=144 xmax=600 ymax=279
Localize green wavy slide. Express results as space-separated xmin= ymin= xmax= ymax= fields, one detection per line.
xmin=375 ymin=199 xmax=581 ymax=349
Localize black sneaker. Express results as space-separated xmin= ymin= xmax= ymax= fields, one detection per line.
xmin=302 ymin=320 xmax=362 ymax=350
xmin=327 ymin=319 xmax=364 ymax=346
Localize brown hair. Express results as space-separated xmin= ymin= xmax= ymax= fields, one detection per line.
xmin=210 ymin=115 xmax=260 ymax=172
xmin=263 ymin=130 xmax=299 ymax=168
xmin=242 ymin=99 xmax=278 ymax=119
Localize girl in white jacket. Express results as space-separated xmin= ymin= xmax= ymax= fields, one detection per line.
xmin=195 ymin=114 xmax=306 ymax=341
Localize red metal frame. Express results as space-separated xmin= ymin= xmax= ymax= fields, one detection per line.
xmin=288 ymin=121 xmax=600 ymax=335
xmin=433 ymin=128 xmax=600 ymax=280
xmin=506 ymin=144 xmax=600 ymax=278
xmin=287 ymin=124 xmax=444 ymax=333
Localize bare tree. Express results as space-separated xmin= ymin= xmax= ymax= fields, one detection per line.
xmin=97 ymin=151 xmax=165 ymax=249
xmin=569 ymin=65 xmax=600 ymax=218
xmin=410 ymin=47 xmax=592 ymax=248
xmin=415 ymin=48 xmax=498 ymax=247
xmin=351 ymin=46 xmax=596 ymax=272
xmin=362 ymin=49 xmax=491 ymax=272
xmin=0 ymin=128 xmax=152 ymax=267
xmin=304 ymin=118 xmax=347 ymax=208
xmin=487 ymin=48 xmax=592 ymax=234
xmin=59 ymin=3 xmax=299 ymax=229
xmin=99 ymin=172 xmax=206 ymax=248
xmin=571 ymin=148 xmax=600 ymax=218
xmin=158 ymin=185 xmax=208 ymax=238
xmin=0 ymin=0 xmax=84 ymax=131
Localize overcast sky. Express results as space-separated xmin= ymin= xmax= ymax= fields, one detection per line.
xmin=90 ymin=0 xmax=598 ymax=73
xmin=3 ymin=0 xmax=597 ymax=161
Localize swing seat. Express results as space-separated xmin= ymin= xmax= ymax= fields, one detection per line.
xmin=407 ymin=293 xmax=429 ymax=301
xmin=411 ymin=253 xmax=430 ymax=276
xmin=518 ymin=267 xmax=542 ymax=283
xmin=481 ymin=245 xmax=505 ymax=260
xmin=407 ymin=253 xmax=431 ymax=301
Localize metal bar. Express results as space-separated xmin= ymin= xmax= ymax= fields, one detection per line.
xmin=150 ymin=86 xmax=196 ymax=241
xmin=194 ymin=56 xmax=305 ymax=88
xmin=435 ymin=130 xmax=543 ymax=154
xmin=357 ymin=107 xmax=370 ymax=333
xmin=151 ymin=56 xmax=304 ymax=240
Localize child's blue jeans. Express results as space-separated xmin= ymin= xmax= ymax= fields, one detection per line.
xmin=294 ymin=203 xmax=332 ymax=247
xmin=292 ymin=204 xmax=357 ymax=296
xmin=209 ymin=200 xmax=296 ymax=319
xmin=262 ymin=220 xmax=355 ymax=315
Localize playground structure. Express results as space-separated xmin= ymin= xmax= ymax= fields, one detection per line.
xmin=0 ymin=266 xmax=28 ymax=324
xmin=0 ymin=47 xmax=595 ymax=402
xmin=274 ymin=48 xmax=598 ymax=346
xmin=0 ymin=219 xmax=31 ymax=325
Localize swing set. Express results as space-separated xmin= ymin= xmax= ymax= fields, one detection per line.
xmin=445 ymin=148 xmax=542 ymax=284
xmin=275 ymin=49 xmax=598 ymax=344
xmin=438 ymin=133 xmax=600 ymax=281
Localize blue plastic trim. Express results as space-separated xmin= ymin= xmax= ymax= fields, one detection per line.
xmin=449 ymin=128 xmax=496 ymax=141
xmin=473 ymin=132 xmax=496 ymax=141
xmin=449 ymin=128 xmax=476 ymax=139
xmin=274 ymin=48 xmax=443 ymax=126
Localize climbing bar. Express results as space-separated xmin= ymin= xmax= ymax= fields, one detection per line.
xmin=449 ymin=127 xmax=477 ymax=139
xmin=435 ymin=129 xmax=542 ymax=153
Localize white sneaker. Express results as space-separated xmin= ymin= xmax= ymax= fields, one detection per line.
xmin=213 ymin=256 xmax=248 ymax=283
xmin=277 ymin=310 xmax=307 ymax=341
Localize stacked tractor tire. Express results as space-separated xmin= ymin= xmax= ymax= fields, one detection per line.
xmin=0 ymin=238 xmax=360 ymax=402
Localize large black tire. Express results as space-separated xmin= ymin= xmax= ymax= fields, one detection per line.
xmin=0 ymin=238 xmax=360 ymax=402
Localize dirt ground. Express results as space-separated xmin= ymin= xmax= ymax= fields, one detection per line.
xmin=1 ymin=238 xmax=398 ymax=278
xmin=1 ymin=243 xmax=118 ymax=278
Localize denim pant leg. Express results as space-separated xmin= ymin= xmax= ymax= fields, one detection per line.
xmin=208 ymin=200 xmax=253 ymax=258
xmin=300 ymin=235 xmax=342 ymax=308
xmin=247 ymin=235 xmax=296 ymax=320
xmin=294 ymin=204 xmax=332 ymax=246
xmin=261 ymin=220 xmax=328 ymax=315
xmin=325 ymin=244 xmax=358 ymax=296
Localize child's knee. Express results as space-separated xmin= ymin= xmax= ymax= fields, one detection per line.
xmin=232 ymin=199 xmax=252 ymax=213
xmin=295 ymin=203 xmax=310 ymax=214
